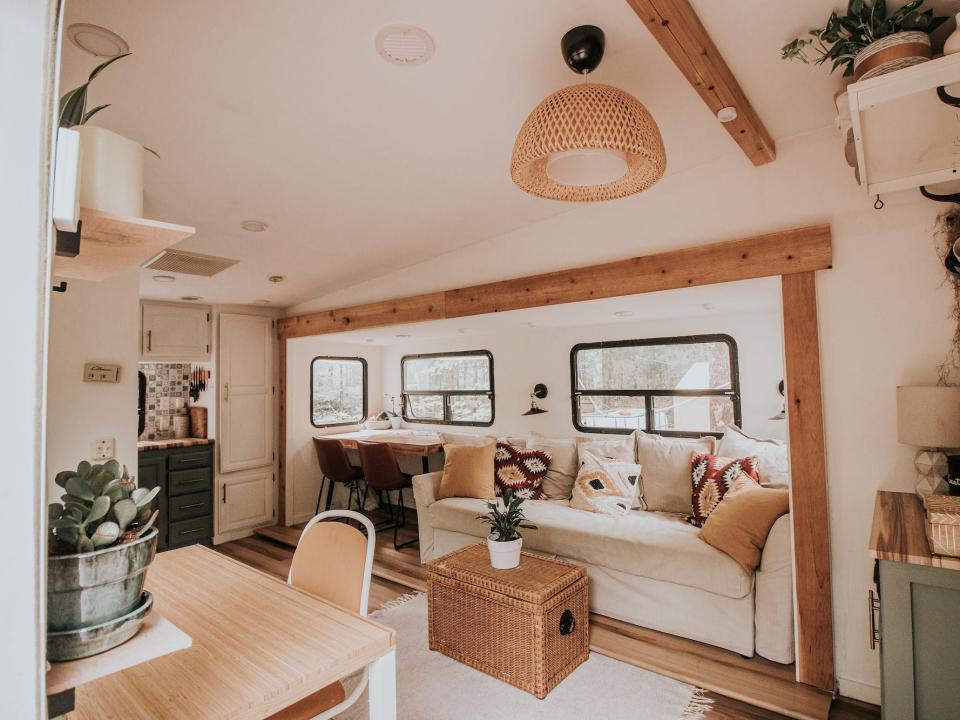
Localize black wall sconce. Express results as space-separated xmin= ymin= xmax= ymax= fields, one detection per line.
xmin=769 ymin=379 xmax=786 ymax=421
xmin=522 ymin=384 xmax=548 ymax=416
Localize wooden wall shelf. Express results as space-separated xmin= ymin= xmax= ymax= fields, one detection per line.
xmin=53 ymin=208 xmax=195 ymax=282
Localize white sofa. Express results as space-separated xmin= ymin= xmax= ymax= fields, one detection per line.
xmin=413 ymin=470 xmax=795 ymax=663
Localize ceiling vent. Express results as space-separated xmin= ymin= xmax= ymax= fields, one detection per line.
xmin=376 ymin=25 xmax=435 ymax=65
xmin=144 ymin=249 xmax=238 ymax=277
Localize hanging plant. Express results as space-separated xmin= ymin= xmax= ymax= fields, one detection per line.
xmin=934 ymin=206 xmax=960 ymax=386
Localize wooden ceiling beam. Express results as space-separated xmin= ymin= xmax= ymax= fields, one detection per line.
xmin=625 ymin=0 xmax=776 ymax=165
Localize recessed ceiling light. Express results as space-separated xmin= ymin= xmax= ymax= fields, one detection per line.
xmin=253 ymin=299 xmax=271 ymax=305
xmin=240 ymin=220 xmax=268 ymax=232
xmin=701 ymin=303 xmax=714 ymax=311
xmin=67 ymin=23 xmax=129 ymax=58
xmin=716 ymin=106 xmax=738 ymax=123
xmin=267 ymin=275 xmax=284 ymax=283
xmin=527 ymin=321 xmax=538 ymax=328
xmin=180 ymin=295 xmax=203 ymax=301
xmin=365 ymin=338 xmax=375 ymax=343
xmin=613 ymin=310 xmax=633 ymax=318
xmin=152 ymin=275 xmax=175 ymax=283
xmin=395 ymin=334 xmax=412 ymax=339
xmin=376 ymin=24 xmax=435 ymax=65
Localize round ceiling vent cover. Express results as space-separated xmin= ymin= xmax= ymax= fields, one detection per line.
xmin=67 ymin=23 xmax=130 ymax=58
xmin=376 ymin=24 xmax=435 ymax=65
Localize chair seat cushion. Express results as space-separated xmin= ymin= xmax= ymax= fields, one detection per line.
xmin=429 ymin=497 xmax=752 ymax=599
xmin=266 ymin=681 xmax=346 ymax=720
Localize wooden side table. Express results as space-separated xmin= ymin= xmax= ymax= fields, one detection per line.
xmin=426 ymin=543 xmax=589 ymax=699
xmin=868 ymin=491 xmax=960 ymax=719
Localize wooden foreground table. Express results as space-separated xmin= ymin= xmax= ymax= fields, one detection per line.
xmin=66 ymin=546 xmax=396 ymax=720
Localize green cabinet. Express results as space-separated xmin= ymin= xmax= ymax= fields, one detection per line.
xmin=137 ymin=444 xmax=214 ymax=552
xmin=878 ymin=559 xmax=960 ymax=719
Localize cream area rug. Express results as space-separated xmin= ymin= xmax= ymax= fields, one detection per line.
xmin=338 ymin=594 xmax=712 ymax=720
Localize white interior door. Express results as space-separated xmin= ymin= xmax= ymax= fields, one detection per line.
xmin=220 ymin=313 xmax=273 ymax=473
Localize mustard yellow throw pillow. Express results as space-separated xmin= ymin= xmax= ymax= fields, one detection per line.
xmin=437 ymin=442 xmax=497 ymax=500
xmin=699 ymin=475 xmax=789 ymax=572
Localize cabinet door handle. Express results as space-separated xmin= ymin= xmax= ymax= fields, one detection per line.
xmin=868 ymin=589 xmax=881 ymax=649
xmin=223 ymin=383 xmax=229 ymax=402
xmin=179 ymin=527 xmax=206 ymax=536
xmin=146 ymin=329 xmax=152 ymax=352
xmin=177 ymin=502 xmax=204 ymax=510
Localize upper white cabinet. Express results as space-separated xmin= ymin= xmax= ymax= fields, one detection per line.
xmin=141 ymin=301 xmax=212 ymax=360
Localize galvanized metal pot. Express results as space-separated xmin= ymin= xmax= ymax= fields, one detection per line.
xmin=48 ymin=592 xmax=153 ymax=661
xmin=47 ymin=528 xmax=158 ymax=632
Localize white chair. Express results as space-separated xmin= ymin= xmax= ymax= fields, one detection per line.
xmin=267 ymin=510 xmax=377 ymax=720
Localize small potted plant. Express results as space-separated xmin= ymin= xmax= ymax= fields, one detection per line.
xmin=383 ymin=394 xmax=402 ymax=429
xmin=365 ymin=413 xmax=391 ymax=430
xmin=782 ymin=0 xmax=947 ymax=81
xmin=59 ymin=53 xmax=158 ymax=218
xmin=477 ymin=489 xmax=537 ymax=569
xmin=47 ymin=459 xmax=160 ymax=660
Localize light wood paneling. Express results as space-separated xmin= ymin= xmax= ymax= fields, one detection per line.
xmin=67 ymin=546 xmax=394 ymax=720
xmin=624 ymin=0 xmax=776 ymax=165
xmin=781 ymin=272 xmax=834 ymax=691
xmin=279 ymin=226 xmax=831 ymax=340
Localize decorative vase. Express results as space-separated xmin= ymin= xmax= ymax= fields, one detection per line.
xmin=853 ymin=31 xmax=931 ymax=82
xmin=364 ymin=419 xmax=391 ymax=430
xmin=389 ymin=416 xmax=402 ymax=430
xmin=487 ymin=535 xmax=523 ymax=569
xmin=943 ymin=13 xmax=960 ymax=55
xmin=78 ymin=125 xmax=144 ymax=217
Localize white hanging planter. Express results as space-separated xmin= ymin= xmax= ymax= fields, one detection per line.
xmin=78 ymin=125 xmax=144 ymax=217
xmin=487 ymin=535 xmax=523 ymax=569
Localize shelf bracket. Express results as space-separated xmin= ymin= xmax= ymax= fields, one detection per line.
xmin=937 ymin=85 xmax=960 ymax=107
xmin=920 ymin=185 xmax=960 ymax=203
xmin=52 ymin=281 xmax=67 ymax=293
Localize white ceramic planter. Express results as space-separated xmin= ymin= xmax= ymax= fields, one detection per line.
xmin=487 ymin=535 xmax=522 ymax=569
xmin=944 ymin=13 xmax=960 ymax=56
xmin=78 ymin=125 xmax=144 ymax=217
xmin=853 ymin=31 xmax=931 ymax=82
xmin=389 ymin=416 xmax=402 ymax=430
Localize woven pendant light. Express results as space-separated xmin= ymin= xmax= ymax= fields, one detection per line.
xmin=511 ymin=26 xmax=666 ymax=202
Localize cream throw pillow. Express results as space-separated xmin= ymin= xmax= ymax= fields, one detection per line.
xmin=577 ymin=431 xmax=637 ymax=464
xmin=699 ymin=475 xmax=789 ymax=572
xmin=437 ymin=442 xmax=496 ymax=500
xmin=636 ymin=431 xmax=716 ymax=514
xmin=570 ymin=451 xmax=643 ymax=516
xmin=438 ymin=432 xmax=495 ymax=446
xmin=717 ymin=425 xmax=790 ymax=488
xmin=526 ymin=432 xmax=578 ymax=500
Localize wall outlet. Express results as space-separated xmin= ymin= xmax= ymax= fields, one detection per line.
xmin=93 ymin=437 xmax=115 ymax=461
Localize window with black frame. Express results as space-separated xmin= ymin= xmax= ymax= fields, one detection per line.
xmin=401 ymin=351 xmax=494 ymax=426
xmin=570 ymin=335 xmax=741 ymax=437
xmin=310 ymin=356 xmax=368 ymax=427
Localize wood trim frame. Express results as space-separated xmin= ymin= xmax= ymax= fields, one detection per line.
xmin=624 ymin=0 xmax=776 ymax=166
xmin=277 ymin=224 xmax=835 ymax=691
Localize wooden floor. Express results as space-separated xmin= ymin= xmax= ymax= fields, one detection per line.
xmin=215 ymin=513 xmax=878 ymax=720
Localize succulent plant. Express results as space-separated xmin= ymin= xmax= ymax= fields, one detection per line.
xmin=48 ymin=459 xmax=159 ymax=555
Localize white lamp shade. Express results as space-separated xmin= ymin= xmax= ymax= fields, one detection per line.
xmin=897 ymin=386 xmax=960 ymax=448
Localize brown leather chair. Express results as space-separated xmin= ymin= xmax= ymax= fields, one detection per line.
xmin=313 ymin=438 xmax=364 ymax=514
xmin=356 ymin=441 xmax=418 ymax=551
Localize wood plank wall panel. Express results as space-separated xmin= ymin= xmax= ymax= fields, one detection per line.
xmin=624 ymin=0 xmax=776 ymax=165
xmin=781 ymin=271 xmax=835 ymax=691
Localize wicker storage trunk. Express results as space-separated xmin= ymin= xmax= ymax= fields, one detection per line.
xmin=924 ymin=494 xmax=960 ymax=557
xmin=427 ymin=543 xmax=589 ymax=699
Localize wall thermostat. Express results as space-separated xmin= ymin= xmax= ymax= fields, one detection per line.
xmin=83 ymin=363 xmax=121 ymax=383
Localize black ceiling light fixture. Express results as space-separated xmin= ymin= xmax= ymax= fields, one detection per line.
xmin=522 ymin=384 xmax=549 ymax=416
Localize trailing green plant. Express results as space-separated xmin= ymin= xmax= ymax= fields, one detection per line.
xmin=48 ymin=459 xmax=159 ymax=555
xmin=376 ymin=410 xmax=397 ymax=420
xmin=58 ymin=53 xmax=159 ymax=157
xmin=781 ymin=0 xmax=948 ymax=76
xmin=477 ymin=489 xmax=537 ymax=542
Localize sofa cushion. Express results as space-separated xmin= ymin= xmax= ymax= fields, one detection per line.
xmin=689 ymin=453 xmax=761 ymax=527
xmin=437 ymin=443 xmax=496 ymax=500
xmin=570 ymin=451 xmax=642 ymax=516
xmin=577 ymin=432 xmax=637 ymax=464
xmin=494 ymin=442 xmax=550 ymax=500
xmin=717 ymin=425 xmax=789 ymax=488
xmin=636 ymin=431 xmax=716 ymax=514
xmin=526 ymin=433 xmax=578 ymax=501
xmin=428 ymin=496 xmax=753 ymax=599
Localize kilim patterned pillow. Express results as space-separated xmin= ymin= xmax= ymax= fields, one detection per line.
xmin=689 ymin=453 xmax=761 ymax=527
xmin=570 ymin=451 xmax=643 ymax=517
xmin=494 ymin=442 xmax=552 ymax=500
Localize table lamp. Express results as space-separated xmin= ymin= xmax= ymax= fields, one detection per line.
xmin=897 ymin=386 xmax=960 ymax=496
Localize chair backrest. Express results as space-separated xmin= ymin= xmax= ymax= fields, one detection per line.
xmin=288 ymin=510 xmax=376 ymax=616
xmin=313 ymin=437 xmax=357 ymax=483
xmin=356 ymin=441 xmax=407 ymax=491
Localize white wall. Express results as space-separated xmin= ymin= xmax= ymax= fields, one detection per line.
xmin=285 ymin=338 xmax=383 ymax=524
xmin=379 ymin=307 xmax=785 ymax=442
xmin=47 ymin=270 xmax=141 ymax=495
xmin=287 ymin=126 xmax=954 ymax=702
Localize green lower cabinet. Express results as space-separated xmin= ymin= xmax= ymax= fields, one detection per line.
xmin=137 ymin=450 xmax=168 ymax=551
xmin=137 ymin=444 xmax=214 ymax=553
xmin=879 ymin=560 xmax=960 ymax=719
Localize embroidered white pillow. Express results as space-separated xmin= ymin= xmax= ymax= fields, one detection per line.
xmin=570 ymin=451 xmax=643 ymax=516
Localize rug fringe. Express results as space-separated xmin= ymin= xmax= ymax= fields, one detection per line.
xmin=373 ymin=591 xmax=424 ymax=615
xmin=680 ymin=689 xmax=714 ymax=720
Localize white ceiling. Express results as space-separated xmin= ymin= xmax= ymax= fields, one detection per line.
xmin=59 ymin=1 xmax=956 ymax=308
xmin=314 ymin=276 xmax=781 ymax=346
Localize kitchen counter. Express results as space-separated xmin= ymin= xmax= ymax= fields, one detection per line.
xmin=138 ymin=438 xmax=215 ymax=452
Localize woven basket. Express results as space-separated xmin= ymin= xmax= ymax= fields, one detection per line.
xmin=923 ymin=494 xmax=960 ymax=557
xmin=427 ymin=543 xmax=589 ymax=698
xmin=853 ymin=31 xmax=931 ymax=82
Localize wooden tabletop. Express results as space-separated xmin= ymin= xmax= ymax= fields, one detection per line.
xmin=869 ymin=491 xmax=960 ymax=569
xmin=322 ymin=429 xmax=444 ymax=456
xmin=67 ymin=546 xmax=395 ymax=719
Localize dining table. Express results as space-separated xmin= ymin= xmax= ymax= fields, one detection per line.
xmin=62 ymin=545 xmax=397 ymax=719
xmin=321 ymin=429 xmax=444 ymax=474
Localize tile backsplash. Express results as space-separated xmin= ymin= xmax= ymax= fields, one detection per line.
xmin=140 ymin=363 xmax=191 ymax=440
